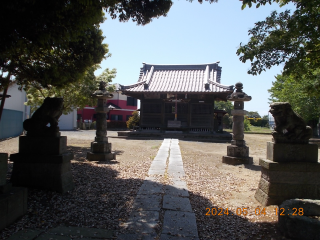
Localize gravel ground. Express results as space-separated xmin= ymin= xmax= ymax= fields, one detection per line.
xmin=0 ymin=131 xmax=161 ymax=239
xmin=1 ymin=131 xmax=319 ymax=239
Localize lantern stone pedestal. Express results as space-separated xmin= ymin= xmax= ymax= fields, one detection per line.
xmin=10 ymin=135 xmax=74 ymax=193
xmin=0 ymin=153 xmax=27 ymax=231
xmin=222 ymin=83 xmax=253 ymax=165
xmin=87 ymin=141 xmax=115 ymax=161
xmin=87 ymin=81 xmax=115 ymax=161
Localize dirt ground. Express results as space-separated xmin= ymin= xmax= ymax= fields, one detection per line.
xmin=0 ymin=132 xmax=319 ymax=239
xmin=180 ymin=134 xmax=286 ymax=239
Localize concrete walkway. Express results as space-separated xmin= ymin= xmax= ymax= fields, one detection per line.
xmin=119 ymin=138 xmax=199 ymax=240
xmin=6 ymin=139 xmax=198 ymax=240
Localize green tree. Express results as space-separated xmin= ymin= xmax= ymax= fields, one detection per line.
xmin=0 ymin=0 xmax=176 ymax=89
xmin=1 ymin=0 xmax=222 ymax=91
xmin=222 ymin=113 xmax=232 ymax=129
xmin=25 ymin=66 xmax=116 ymax=115
xmin=215 ymin=101 xmax=233 ymax=115
xmin=268 ymin=73 xmax=320 ymax=124
xmin=126 ymin=111 xmax=140 ymax=129
xmin=0 ymin=0 xmax=180 ymax=121
xmin=244 ymin=118 xmax=251 ymax=131
xmin=237 ymin=0 xmax=320 ymax=79
xmin=246 ymin=111 xmax=261 ymax=118
xmin=1 ymin=1 xmax=108 ymax=90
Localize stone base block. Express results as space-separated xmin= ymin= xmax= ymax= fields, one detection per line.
xmin=309 ymin=138 xmax=320 ymax=148
xmin=278 ymin=199 xmax=320 ymax=240
xmin=259 ymin=158 xmax=320 ymax=184
xmin=95 ymin=137 xmax=108 ymax=142
xmin=267 ymin=141 xmax=318 ymax=162
xmin=0 ymin=187 xmax=27 ymax=231
xmin=0 ymin=183 xmax=12 ymax=194
xmin=19 ymin=136 xmax=67 ymax=155
xmin=231 ymin=140 xmax=246 ymax=146
xmin=91 ymin=141 xmax=112 ymax=153
xmin=0 ymin=153 xmax=8 ymax=185
xmin=10 ymin=153 xmax=74 ymax=193
xmin=87 ymin=152 xmax=116 ymax=161
xmin=255 ymin=159 xmax=320 ymax=206
xmin=254 ymin=188 xmax=286 ymax=206
xmin=227 ymin=145 xmax=249 ymax=158
xmin=222 ymin=156 xmax=253 ymax=165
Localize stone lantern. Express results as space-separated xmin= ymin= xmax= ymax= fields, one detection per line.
xmin=87 ymin=81 xmax=115 ymax=161
xmin=222 ymin=82 xmax=253 ymax=165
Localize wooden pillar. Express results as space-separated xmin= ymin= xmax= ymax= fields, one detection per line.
xmin=188 ymin=101 xmax=192 ymax=131
xmin=161 ymin=100 xmax=165 ymax=132
xmin=140 ymin=99 xmax=144 ymax=127
xmin=212 ymin=99 xmax=215 ymax=133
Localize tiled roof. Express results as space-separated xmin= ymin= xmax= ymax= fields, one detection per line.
xmin=120 ymin=62 xmax=233 ymax=93
xmin=107 ymin=103 xmax=121 ymax=109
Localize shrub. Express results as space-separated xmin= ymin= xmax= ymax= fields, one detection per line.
xmin=244 ymin=118 xmax=251 ymax=131
xmin=222 ymin=113 xmax=232 ymax=129
xmin=90 ymin=121 xmax=96 ymax=129
xmin=126 ymin=111 xmax=140 ymax=129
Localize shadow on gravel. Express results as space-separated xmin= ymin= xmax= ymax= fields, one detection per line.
xmin=244 ymin=164 xmax=262 ymax=172
xmin=2 ymin=161 xmax=143 ymax=239
xmin=66 ymin=146 xmax=124 ymax=162
xmin=189 ymin=191 xmax=287 ymax=240
xmin=3 ymin=159 xmax=286 ymax=240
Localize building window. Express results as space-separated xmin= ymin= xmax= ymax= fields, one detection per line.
xmin=127 ymin=97 xmax=137 ymax=106
xmin=110 ymin=115 xmax=123 ymax=121
xmin=126 ymin=115 xmax=131 ymax=121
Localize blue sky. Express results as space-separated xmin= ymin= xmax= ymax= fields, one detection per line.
xmin=97 ymin=0 xmax=294 ymax=117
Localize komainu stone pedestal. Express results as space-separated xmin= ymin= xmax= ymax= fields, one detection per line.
xmin=0 ymin=153 xmax=27 ymax=231
xmin=255 ymin=142 xmax=320 ymax=206
xmin=87 ymin=140 xmax=115 ymax=161
xmin=10 ymin=136 xmax=74 ymax=193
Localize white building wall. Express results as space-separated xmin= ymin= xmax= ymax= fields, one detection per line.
xmin=4 ymin=84 xmax=26 ymax=113
xmin=59 ymin=109 xmax=77 ymax=130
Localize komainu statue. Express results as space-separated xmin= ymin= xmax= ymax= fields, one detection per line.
xmin=269 ymin=102 xmax=312 ymax=143
xmin=23 ymin=97 xmax=64 ymax=136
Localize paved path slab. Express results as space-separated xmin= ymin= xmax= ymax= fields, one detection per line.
xmin=163 ymin=195 xmax=193 ymax=212
xmin=123 ymin=210 xmax=160 ymax=234
xmin=121 ymin=138 xmax=198 ymax=239
xmin=162 ymin=211 xmax=199 ymax=238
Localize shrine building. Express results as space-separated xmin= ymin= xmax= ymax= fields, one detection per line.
xmin=120 ymin=62 xmax=234 ymax=133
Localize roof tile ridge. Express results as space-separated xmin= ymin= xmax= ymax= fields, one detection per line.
xmin=204 ymin=65 xmax=209 ymax=83
xmin=120 ymin=80 xmax=146 ymax=90
xmin=208 ymin=80 xmax=233 ymax=90
xmin=145 ymin=66 xmax=154 ymax=85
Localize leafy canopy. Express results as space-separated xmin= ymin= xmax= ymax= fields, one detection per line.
xmin=0 ymin=0 xmax=177 ymax=91
xmin=214 ymin=101 xmax=233 ymax=115
xmin=237 ymin=0 xmax=320 ymax=79
xmin=25 ymin=65 xmax=117 ymax=115
xmin=268 ymin=72 xmax=320 ymax=122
